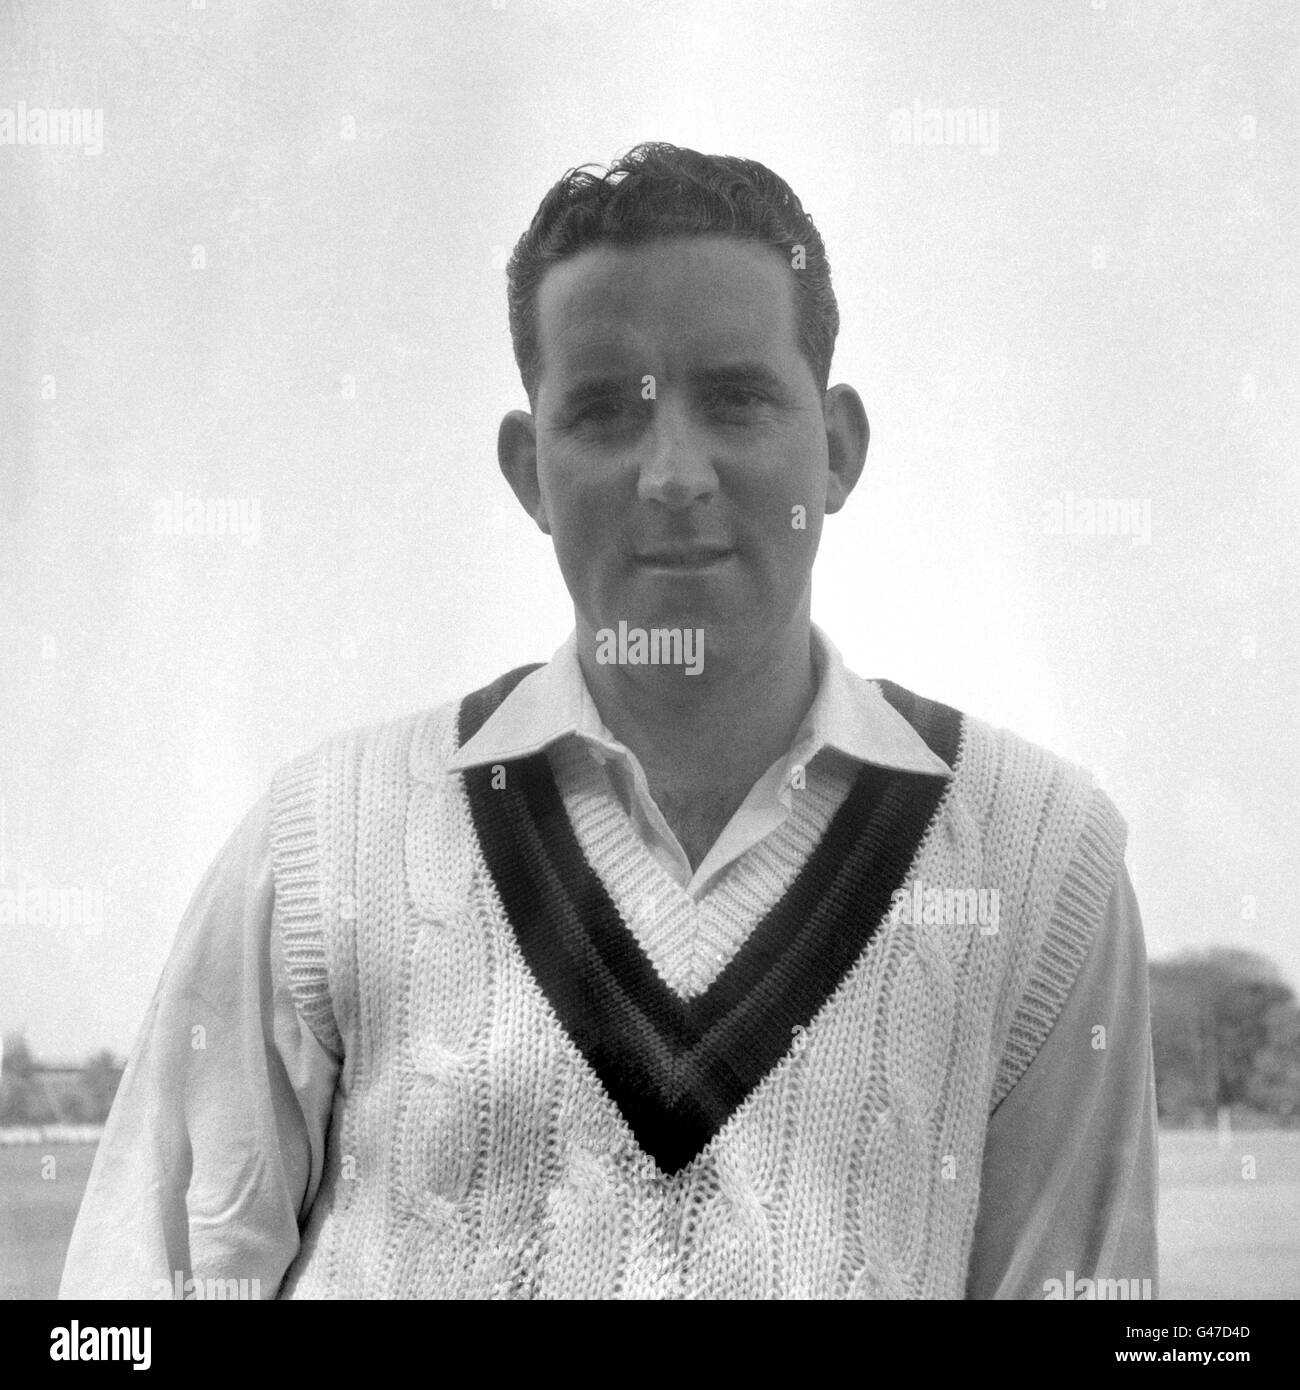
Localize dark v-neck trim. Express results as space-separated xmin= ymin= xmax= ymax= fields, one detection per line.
xmin=457 ymin=664 xmax=962 ymax=1175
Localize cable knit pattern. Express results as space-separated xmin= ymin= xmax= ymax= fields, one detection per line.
xmin=268 ymin=677 xmax=1125 ymax=1299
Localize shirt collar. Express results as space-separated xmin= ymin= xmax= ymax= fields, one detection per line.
xmin=445 ymin=625 xmax=952 ymax=779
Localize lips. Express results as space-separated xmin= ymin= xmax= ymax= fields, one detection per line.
xmin=634 ymin=545 xmax=733 ymax=567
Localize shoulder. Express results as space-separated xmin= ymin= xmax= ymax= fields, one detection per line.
xmin=872 ymin=676 xmax=1123 ymax=846
xmin=262 ymin=700 xmax=462 ymax=930
xmin=267 ymin=658 xmax=545 ymax=796
xmin=269 ymin=698 xmax=463 ymax=803
xmin=949 ymin=706 xmax=1127 ymax=869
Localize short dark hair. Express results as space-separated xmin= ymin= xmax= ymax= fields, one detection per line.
xmin=506 ymin=141 xmax=840 ymax=404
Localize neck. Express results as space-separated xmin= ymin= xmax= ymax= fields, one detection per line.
xmin=575 ymin=609 xmax=819 ymax=799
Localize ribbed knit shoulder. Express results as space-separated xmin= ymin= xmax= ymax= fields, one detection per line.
xmin=267 ymin=704 xmax=456 ymax=1060
xmin=948 ymin=713 xmax=1129 ymax=1109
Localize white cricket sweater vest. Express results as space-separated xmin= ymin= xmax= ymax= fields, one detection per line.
xmin=267 ymin=683 xmax=1125 ymax=1299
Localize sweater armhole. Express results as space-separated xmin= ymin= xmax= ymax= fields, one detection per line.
xmin=990 ymin=785 xmax=1127 ymax=1109
xmin=269 ymin=746 xmax=344 ymax=1060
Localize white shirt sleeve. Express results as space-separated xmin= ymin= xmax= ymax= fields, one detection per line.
xmin=965 ymin=863 xmax=1160 ymax=1299
xmin=58 ymin=795 xmax=340 ymax=1300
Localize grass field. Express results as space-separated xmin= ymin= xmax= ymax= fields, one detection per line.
xmin=2 ymin=1131 xmax=1298 ymax=1299
xmin=1157 ymin=1129 xmax=1300 ymax=1299
xmin=0 ymin=1143 xmax=97 ymax=1301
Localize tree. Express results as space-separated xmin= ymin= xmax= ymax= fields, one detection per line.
xmin=1149 ymin=949 xmax=1297 ymax=1123
xmin=0 ymin=1032 xmax=35 ymax=1123
xmin=0 ymin=1032 xmax=56 ymax=1124
xmin=1 ymin=1031 xmax=35 ymax=1081
xmin=1 ymin=1034 xmax=124 ymax=1126
xmin=1247 ymin=1000 xmax=1300 ymax=1119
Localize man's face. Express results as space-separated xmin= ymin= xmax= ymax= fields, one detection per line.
xmin=512 ymin=235 xmax=855 ymax=667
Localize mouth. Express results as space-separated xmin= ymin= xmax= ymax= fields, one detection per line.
xmin=633 ymin=546 xmax=734 ymax=572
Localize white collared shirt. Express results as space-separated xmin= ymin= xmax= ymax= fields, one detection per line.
xmin=448 ymin=626 xmax=950 ymax=898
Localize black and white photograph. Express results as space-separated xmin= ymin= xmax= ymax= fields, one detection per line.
xmin=1 ymin=0 xmax=1296 ymax=1339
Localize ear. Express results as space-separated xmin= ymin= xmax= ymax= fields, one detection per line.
xmin=497 ymin=409 xmax=550 ymax=534
xmin=821 ymin=384 xmax=869 ymax=515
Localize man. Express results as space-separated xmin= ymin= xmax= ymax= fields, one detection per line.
xmin=61 ymin=143 xmax=1157 ymax=1299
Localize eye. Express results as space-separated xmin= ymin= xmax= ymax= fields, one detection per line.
xmin=580 ymin=399 xmax=631 ymax=421
xmin=711 ymin=383 xmax=766 ymax=406
xmin=705 ymin=385 xmax=768 ymax=414
xmin=571 ymin=397 xmax=641 ymax=429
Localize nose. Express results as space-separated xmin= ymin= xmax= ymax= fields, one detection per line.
xmin=635 ymin=397 xmax=718 ymax=510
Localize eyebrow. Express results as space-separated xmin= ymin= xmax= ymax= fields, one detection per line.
xmin=555 ymin=376 xmax=628 ymax=413
xmin=555 ymin=361 xmax=790 ymax=414
xmin=696 ymin=362 xmax=789 ymax=396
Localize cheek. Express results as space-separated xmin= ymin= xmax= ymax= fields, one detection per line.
xmin=761 ymin=509 xmax=822 ymax=585
xmin=538 ymin=455 xmax=592 ymax=526
xmin=548 ymin=485 xmax=625 ymax=551
xmin=780 ymin=432 xmax=831 ymax=538
xmin=538 ymin=465 xmax=624 ymax=581
xmin=735 ymin=455 xmax=825 ymax=549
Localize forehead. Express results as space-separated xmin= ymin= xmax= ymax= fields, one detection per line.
xmin=534 ymin=236 xmax=803 ymax=382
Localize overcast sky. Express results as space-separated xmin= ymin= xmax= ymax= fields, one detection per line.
xmin=2 ymin=0 xmax=1296 ymax=1058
